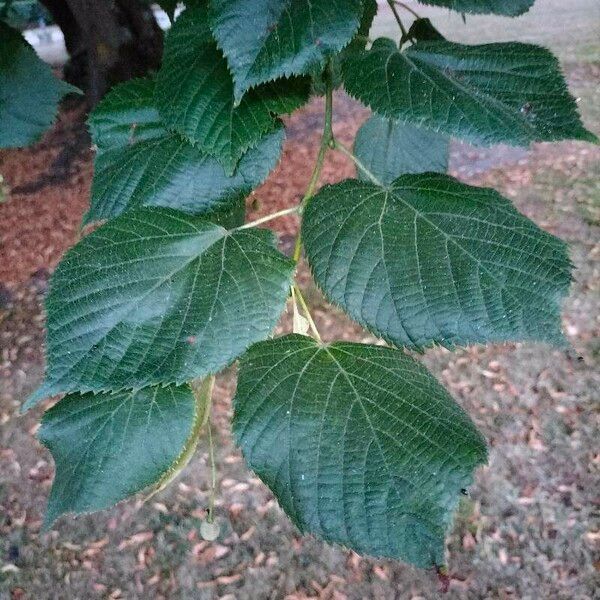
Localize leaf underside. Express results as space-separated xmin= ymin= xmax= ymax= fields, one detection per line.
xmin=0 ymin=22 xmax=76 ymax=148
xmin=209 ymin=0 xmax=363 ymax=102
xmin=354 ymin=115 xmax=449 ymax=184
xmin=342 ymin=38 xmax=596 ymax=147
xmin=28 ymin=208 xmax=294 ymax=406
xmin=302 ymin=174 xmax=572 ymax=350
xmin=234 ymin=334 xmax=487 ymax=567
xmin=39 ymin=384 xmax=198 ymax=526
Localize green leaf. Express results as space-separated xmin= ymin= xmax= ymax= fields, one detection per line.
xmin=154 ymin=7 xmax=309 ymax=173
xmin=88 ymin=78 xmax=166 ymax=155
xmin=39 ymin=383 xmax=201 ymax=526
xmin=209 ymin=0 xmax=362 ymax=103
xmin=417 ymin=0 xmax=535 ymax=17
xmin=354 ymin=115 xmax=449 ymax=184
xmin=302 ymin=174 xmax=572 ymax=350
xmin=311 ymin=0 xmax=377 ymax=95
xmin=87 ymin=131 xmax=283 ymax=223
xmin=233 ymin=334 xmax=487 ymax=567
xmin=28 ymin=208 xmax=294 ymax=406
xmin=342 ymin=39 xmax=596 ymax=147
xmin=86 ymin=77 xmax=283 ymax=223
xmin=0 ymin=21 xmax=78 ymax=148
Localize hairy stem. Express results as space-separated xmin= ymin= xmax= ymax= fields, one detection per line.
xmin=332 ymin=140 xmax=383 ymax=186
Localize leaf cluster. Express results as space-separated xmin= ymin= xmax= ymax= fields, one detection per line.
xmin=1 ymin=0 xmax=596 ymax=571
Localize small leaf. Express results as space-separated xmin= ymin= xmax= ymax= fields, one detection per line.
xmin=342 ymin=38 xmax=596 ymax=147
xmin=354 ymin=115 xmax=449 ymax=184
xmin=209 ymin=0 xmax=362 ymax=102
xmin=417 ymin=0 xmax=535 ymax=17
xmin=88 ymin=78 xmax=166 ymax=155
xmin=0 ymin=22 xmax=78 ymax=148
xmin=406 ymin=18 xmax=445 ymax=42
xmin=39 ymin=383 xmax=199 ymax=525
xmin=87 ymin=78 xmax=283 ymax=223
xmin=154 ymin=7 xmax=309 ymax=173
xmin=233 ymin=334 xmax=487 ymax=567
xmin=28 ymin=208 xmax=294 ymax=406
xmin=302 ymin=174 xmax=572 ymax=349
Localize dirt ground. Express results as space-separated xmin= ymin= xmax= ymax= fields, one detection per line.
xmin=1 ymin=2 xmax=599 ymax=599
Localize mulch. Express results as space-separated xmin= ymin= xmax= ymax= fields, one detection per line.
xmin=0 ymin=93 xmax=366 ymax=287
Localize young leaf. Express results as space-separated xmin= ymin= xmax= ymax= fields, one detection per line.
xmin=39 ymin=383 xmax=201 ymax=526
xmin=0 ymin=22 xmax=78 ymax=148
xmin=342 ymin=39 xmax=596 ymax=147
xmin=87 ymin=78 xmax=283 ymax=223
xmin=154 ymin=7 xmax=309 ymax=173
xmin=302 ymin=174 xmax=572 ymax=350
xmin=417 ymin=0 xmax=535 ymax=17
xmin=354 ymin=115 xmax=449 ymax=183
xmin=233 ymin=334 xmax=487 ymax=568
xmin=28 ymin=208 xmax=294 ymax=406
xmin=209 ymin=0 xmax=362 ymax=102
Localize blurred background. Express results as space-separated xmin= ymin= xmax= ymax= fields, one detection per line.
xmin=1 ymin=1 xmax=599 ymax=598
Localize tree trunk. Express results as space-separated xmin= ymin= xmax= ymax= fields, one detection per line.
xmin=39 ymin=0 xmax=163 ymax=106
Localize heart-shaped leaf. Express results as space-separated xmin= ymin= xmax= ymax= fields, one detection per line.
xmin=234 ymin=334 xmax=487 ymax=567
xmin=40 ymin=383 xmax=205 ymax=525
xmin=28 ymin=208 xmax=294 ymax=407
xmin=209 ymin=0 xmax=362 ymax=102
xmin=302 ymin=174 xmax=572 ymax=349
xmin=343 ymin=38 xmax=596 ymax=147
xmin=154 ymin=7 xmax=309 ymax=173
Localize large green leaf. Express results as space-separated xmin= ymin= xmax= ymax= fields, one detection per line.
xmin=86 ymin=79 xmax=284 ymax=223
xmin=302 ymin=174 xmax=572 ymax=350
xmin=39 ymin=383 xmax=203 ymax=525
xmin=233 ymin=334 xmax=487 ymax=567
xmin=28 ymin=208 xmax=294 ymax=406
xmin=0 ymin=22 xmax=77 ymax=148
xmin=417 ymin=0 xmax=535 ymax=16
xmin=154 ymin=7 xmax=309 ymax=173
xmin=354 ymin=115 xmax=449 ymax=184
xmin=342 ymin=39 xmax=596 ymax=147
xmin=209 ymin=0 xmax=362 ymax=103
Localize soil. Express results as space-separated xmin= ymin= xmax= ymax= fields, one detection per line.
xmin=1 ymin=34 xmax=599 ymax=600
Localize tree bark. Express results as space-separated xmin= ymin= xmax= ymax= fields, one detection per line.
xmin=39 ymin=0 xmax=163 ymax=106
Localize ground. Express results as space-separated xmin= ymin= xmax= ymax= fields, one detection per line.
xmin=1 ymin=1 xmax=599 ymax=598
